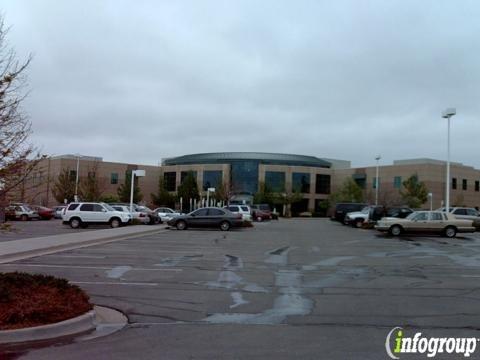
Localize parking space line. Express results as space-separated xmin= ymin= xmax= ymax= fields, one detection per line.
xmin=0 ymin=264 xmax=182 ymax=272
xmin=71 ymin=281 xmax=159 ymax=286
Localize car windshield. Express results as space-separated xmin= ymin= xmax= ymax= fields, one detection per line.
xmin=360 ymin=207 xmax=370 ymax=213
xmin=406 ymin=212 xmax=418 ymax=220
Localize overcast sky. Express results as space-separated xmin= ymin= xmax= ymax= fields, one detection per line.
xmin=3 ymin=1 xmax=480 ymax=168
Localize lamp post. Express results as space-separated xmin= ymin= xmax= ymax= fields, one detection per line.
xmin=74 ymin=154 xmax=81 ymax=202
xmin=130 ymin=170 xmax=146 ymax=213
xmin=375 ymin=155 xmax=381 ymax=206
xmin=442 ymin=108 xmax=456 ymax=212
xmin=428 ymin=192 xmax=433 ymax=211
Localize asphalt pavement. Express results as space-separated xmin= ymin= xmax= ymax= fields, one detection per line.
xmin=2 ymin=219 xmax=480 ymax=359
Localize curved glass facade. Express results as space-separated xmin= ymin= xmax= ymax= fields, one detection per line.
xmin=231 ymin=161 xmax=259 ymax=195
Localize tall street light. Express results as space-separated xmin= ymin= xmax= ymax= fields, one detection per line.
xmin=375 ymin=155 xmax=381 ymax=206
xmin=442 ymin=108 xmax=456 ymax=212
xmin=74 ymin=154 xmax=81 ymax=202
xmin=130 ymin=170 xmax=146 ymax=213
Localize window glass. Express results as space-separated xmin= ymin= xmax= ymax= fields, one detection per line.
xmin=113 ymin=206 xmax=123 ymax=211
xmin=228 ymin=206 xmax=239 ymax=212
xmin=372 ymin=177 xmax=380 ymax=189
xmin=111 ymin=173 xmax=118 ymax=184
xmin=315 ymin=174 xmax=331 ymax=194
xmin=231 ymin=160 xmax=259 ymax=195
xmin=103 ymin=204 xmax=115 ymax=211
xmin=93 ymin=204 xmax=104 ymax=212
xmin=181 ymin=171 xmax=197 ymax=184
xmin=453 ymin=209 xmax=467 ymax=215
xmin=413 ymin=212 xmax=428 ymax=221
xmin=393 ymin=176 xmax=402 ymax=189
xmin=462 ymin=179 xmax=467 ymax=190
xmin=164 ymin=172 xmax=176 ymax=191
xmin=80 ymin=204 xmax=94 ymax=211
xmin=265 ymin=171 xmax=285 ymax=192
xmin=292 ymin=173 xmax=310 ymax=193
xmin=191 ymin=208 xmax=208 ymax=216
xmin=68 ymin=203 xmax=80 ymax=210
xmin=467 ymin=209 xmax=478 ymax=216
xmin=164 ymin=208 xmax=173 ymax=213
xmin=431 ymin=212 xmax=443 ymax=221
xmin=241 ymin=206 xmax=249 ymax=212
xmin=203 ymin=170 xmax=222 ymax=191
xmin=476 ymin=180 xmax=480 ymax=192
xmin=452 ymin=178 xmax=457 ymax=190
xmin=208 ymin=208 xmax=225 ymax=216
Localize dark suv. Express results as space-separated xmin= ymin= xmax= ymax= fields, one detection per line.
xmin=331 ymin=203 xmax=368 ymax=224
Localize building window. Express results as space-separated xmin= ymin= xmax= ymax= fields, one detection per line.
xmin=315 ymin=174 xmax=331 ymax=194
xmin=462 ymin=179 xmax=467 ymax=191
xmin=452 ymin=178 xmax=457 ymax=190
xmin=88 ymin=171 xmax=96 ymax=179
xmin=292 ymin=173 xmax=310 ymax=193
xmin=164 ymin=172 xmax=177 ymax=192
xmin=475 ymin=181 xmax=479 ymax=192
xmin=265 ymin=171 xmax=285 ymax=192
xmin=181 ymin=171 xmax=197 ymax=184
xmin=110 ymin=173 xmax=118 ymax=184
xmin=69 ymin=170 xmax=77 ymax=181
xmin=231 ymin=160 xmax=259 ymax=195
xmin=372 ymin=177 xmax=380 ymax=189
xmin=393 ymin=176 xmax=402 ymax=189
xmin=203 ymin=171 xmax=222 ymax=191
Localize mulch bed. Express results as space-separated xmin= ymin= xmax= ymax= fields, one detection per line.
xmin=0 ymin=272 xmax=93 ymax=330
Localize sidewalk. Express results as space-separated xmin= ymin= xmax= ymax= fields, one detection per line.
xmin=0 ymin=225 xmax=168 ymax=264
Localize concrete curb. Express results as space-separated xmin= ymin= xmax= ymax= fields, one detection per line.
xmin=0 ymin=226 xmax=168 ymax=264
xmin=0 ymin=305 xmax=128 ymax=344
xmin=0 ymin=310 xmax=95 ymax=344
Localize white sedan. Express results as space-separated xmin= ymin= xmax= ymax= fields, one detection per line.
xmin=154 ymin=207 xmax=182 ymax=221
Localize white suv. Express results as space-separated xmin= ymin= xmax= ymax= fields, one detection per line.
xmin=225 ymin=205 xmax=252 ymax=222
xmin=62 ymin=202 xmax=131 ymax=229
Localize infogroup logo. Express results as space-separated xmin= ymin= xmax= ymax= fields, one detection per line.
xmin=385 ymin=327 xmax=478 ymax=359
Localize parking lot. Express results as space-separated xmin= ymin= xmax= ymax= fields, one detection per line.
xmin=3 ymin=219 xmax=480 ymax=359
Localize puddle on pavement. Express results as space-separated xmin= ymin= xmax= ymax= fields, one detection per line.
xmin=106 ymin=265 xmax=132 ymax=279
xmin=230 ymin=292 xmax=249 ymax=308
xmin=154 ymin=254 xmax=203 ymax=267
xmin=265 ymin=246 xmax=293 ymax=265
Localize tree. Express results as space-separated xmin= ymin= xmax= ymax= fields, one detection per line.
xmin=99 ymin=194 xmax=119 ymax=203
xmin=253 ymin=181 xmax=275 ymax=206
xmin=400 ymin=174 xmax=428 ymax=208
xmin=78 ymin=164 xmax=105 ymax=202
xmin=151 ymin=177 xmax=175 ymax=208
xmin=275 ymin=190 xmax=303 ymax=217
xmin=177 ymin=172 xmax=199 ymax=212
xmin=117 ymin=170 xmax=143 ymax=203
xmin=0 ymin=17 xmax=42 ymax=222
xmin=213 ymin=178 xmax=232 ymax=204
xmin=52 ymin=168 xmax=76 ymax=204
xmin=330 ymin=177 xmax=364 ymax=203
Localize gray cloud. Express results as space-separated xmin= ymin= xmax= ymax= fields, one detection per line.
xmin=3 ymin=0 xmax=480 ymax=167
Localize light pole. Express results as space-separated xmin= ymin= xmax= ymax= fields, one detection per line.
xmin=130 ymin=170 xmax=146 ymax=213
xmin=375 ymin=155 xmax=381 ymax=206
xmin=442 ymin=108 xmax=456 ymax=212
xmin=428 ymin=192 xmax=433 ymax=211
xmin=74 ymin=154 xmax=81 ymax=202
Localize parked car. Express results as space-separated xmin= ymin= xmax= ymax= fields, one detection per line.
xmin=111 ymin=204 xmax=150 ymax=224
xmin=166 ymin=207 xmax=243 ymax=231
xmin=331 ymin=203 xmax=368 ymax=224
xmin=62 ymin=202 xmax=131 ymax=229
xmin=29 ymin=205 xmax=55 ymax=220
xmin=5 ymin=204 xmax=40 ymax=221
xmin=437 ymin=207 xmax=480 ymax=229
xmin=109 ymin=203 xmax=160 ymax=225
xmin=345 ymin=206 xmax=385 ymax=228
xmin=53 ymin=205 xmax=67 ymax=219
xmin=224 ymin=205 xmax=252 ymax=222
xmin=154 ymin=207 xmax=182 ymax=222
xmin=375 ymin=210 xmax=475 ymax=238
xmin=251 ymin=204 xmax=278 ymax=220
xmin=385 ymin=207 xmax=414 ymax=219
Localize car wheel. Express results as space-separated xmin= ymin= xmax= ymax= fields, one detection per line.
xmin=256 ymin=216 xmax=263 ymax=222
xmin=355 ymin=219 xmax=363 ymax=228
xmin=220 ymin=221 xmax=230 ymax=231
xmin=176 ymin=220 xmax=187 ymax=230
xmin=144 ymin=216 xmax=151 ymax=225
xmin=389 ymin=225 xmax=402 ymax=236
xmin=21 ymin=214 xmax=28 ymax=221
xmin=110 ymin=218 xmax=121 ymax=228
xmin=70 ymin=218 xmax=81 ymax=229
xmin=342 ymin=218 xmax=349 ymax=225
xmin=444 ymin=226 xmax=457 ymax=238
